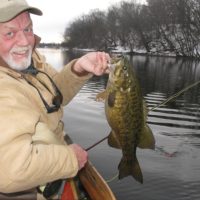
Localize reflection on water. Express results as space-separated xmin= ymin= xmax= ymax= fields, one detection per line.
xmin=131 ymin=56 xmax=200 ymax=150
xmin=39 ymin=49 xmax=200 ymax=200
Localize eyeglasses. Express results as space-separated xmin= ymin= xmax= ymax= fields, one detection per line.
xmin=22 ymin=64 xmax=63 ymax=113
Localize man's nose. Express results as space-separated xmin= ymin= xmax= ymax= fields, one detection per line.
xmin=16 ymin=31 xmax=29 ymax=45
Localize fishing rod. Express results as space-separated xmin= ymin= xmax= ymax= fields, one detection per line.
xmin=85 ymin=80 xmax=200 ymax=151
xmin=83 ymin=79 xmax=200 ymax=184
xmin=149 ymin=80 xmax=200 ymax=112
xmin=85 ymin=136 xmax=108 ymax=151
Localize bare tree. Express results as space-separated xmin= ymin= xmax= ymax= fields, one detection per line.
xmin=63 ymin=0 xmax=200 ymax=58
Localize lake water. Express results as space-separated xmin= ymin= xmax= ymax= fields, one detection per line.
xmin=39 ymin=48 xmax=200 ymax=200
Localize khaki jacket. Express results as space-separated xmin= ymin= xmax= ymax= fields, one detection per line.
xmin=0 ymin=49 xmax=92 ymax=193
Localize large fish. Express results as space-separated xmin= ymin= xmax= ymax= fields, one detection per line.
xmin=97 ymin=56 xmax=155 ymax=183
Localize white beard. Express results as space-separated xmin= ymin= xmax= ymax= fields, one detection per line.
xmin=3 ymin=46 xmax=33 ymax=71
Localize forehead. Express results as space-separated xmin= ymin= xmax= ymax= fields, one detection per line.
xmin=0 ymin=12 xmax=32 ymax=30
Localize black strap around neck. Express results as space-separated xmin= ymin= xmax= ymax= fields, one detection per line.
xmin=21 ymin=60 xmax=38 ymax=75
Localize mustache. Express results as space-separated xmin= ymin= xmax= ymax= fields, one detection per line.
xmin=10 ymin=46 xmax=32 ymax=53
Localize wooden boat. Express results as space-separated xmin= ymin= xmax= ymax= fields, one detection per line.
xmin=61 ymin=135 xmax=117 ymax=200
xmin=60 ymin=160 xmax=116 ymax=200
xmin=79 ymin=161 xmax=116 ymax=200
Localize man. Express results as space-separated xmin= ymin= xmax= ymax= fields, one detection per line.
xmin=0 ymin=0 xmax=110 ymax=199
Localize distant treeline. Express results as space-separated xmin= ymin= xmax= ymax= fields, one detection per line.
xmin=62 ymin=0 xmax=200 ymax=58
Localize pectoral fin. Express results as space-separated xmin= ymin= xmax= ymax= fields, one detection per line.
xmin=96 ymin=90 xmax=107 ymax=101
xmin=108 ymin=130 xmax=121 ymax=149
xmin=138 ymin=125 xmax=155 ymax=150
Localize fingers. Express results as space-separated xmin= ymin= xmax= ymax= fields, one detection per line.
xmin=69 ymin=144 xmax=88 ymax=170
xmin=98 ymin=52 xmax=109 ymax=71
xmin=93 ymin=52 xmax=110 ymax=75
xmin=73 ymin=51 xmax=111 ymax=76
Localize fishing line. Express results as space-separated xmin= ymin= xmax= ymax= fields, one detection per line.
xmin=106 ymin=173 xmax=119 ymax=183
xmin=85 ymin=136 xmax=120 ymax=183
xmin=86 ymin=136 xmax=120 ymax=183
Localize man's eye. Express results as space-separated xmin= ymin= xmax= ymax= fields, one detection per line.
xmin=24 ymin=28 xmax=33 ymax=33
xmin=6 ymin=32 xmax=14 ymax=38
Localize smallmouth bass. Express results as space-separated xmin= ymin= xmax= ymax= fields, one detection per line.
xmin=97 ymin=57 xmax=155 ymax=183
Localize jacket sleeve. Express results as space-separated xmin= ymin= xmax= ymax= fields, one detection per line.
xmin=43 ymin=59 xmax=93 ymax=105
xmin=0 ymin=83 xmax=78 ymax=193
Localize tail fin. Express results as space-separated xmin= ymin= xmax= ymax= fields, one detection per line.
xmin=118 ymin=156 xmax=143 ymax=184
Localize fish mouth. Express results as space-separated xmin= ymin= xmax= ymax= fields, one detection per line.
xmin=107 ymin=62 xmax=116 ymax=72
xmin=108 ymin=56 xmax=122 ymax=72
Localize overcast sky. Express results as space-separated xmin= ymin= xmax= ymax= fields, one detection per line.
xmin=27 ymin=0 xmax=146 ymax=43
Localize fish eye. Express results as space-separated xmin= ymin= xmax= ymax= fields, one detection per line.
xmin=123 ymin=66 xmax=127 ymax=70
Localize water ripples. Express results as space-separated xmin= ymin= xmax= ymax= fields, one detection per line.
xmin=74 ymin=86 xmax=200 ymax=200
xmin=145 ymin=92 xmax=200 ymax=147
xmin=41 ymin=49 xmax=200 ymax=200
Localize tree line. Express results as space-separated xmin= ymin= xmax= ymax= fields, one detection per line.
xmin=62 ymin=0 xmax=200 ymax=58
